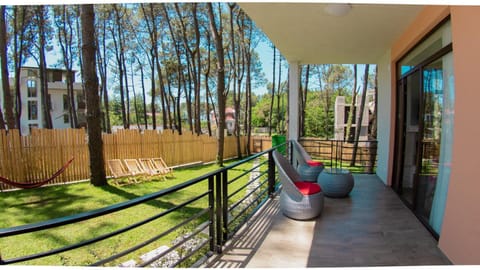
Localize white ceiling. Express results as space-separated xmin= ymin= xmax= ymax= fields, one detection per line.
xmin=238 ymin=3 xmax=424 ymax=64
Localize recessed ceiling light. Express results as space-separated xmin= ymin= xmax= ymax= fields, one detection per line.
xmin=324 ymin=3 xmax=352 ymax=17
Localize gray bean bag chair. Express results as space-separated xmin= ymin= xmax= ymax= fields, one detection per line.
xmin=273 ymin=150 xmax=324 ymax=220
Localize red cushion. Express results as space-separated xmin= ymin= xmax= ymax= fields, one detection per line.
xmin=294 ymin=181 xmax=322 ymax=195
xmin=306 ymin=160 xmax=323 ymax=167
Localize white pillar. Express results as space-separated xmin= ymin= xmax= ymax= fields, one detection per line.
xmin=288 ymin=62 xmax=300 ymax=141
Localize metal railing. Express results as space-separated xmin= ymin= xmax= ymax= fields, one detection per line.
xmin=299 ymin=138 xmax=378 ymax=174
xmin=0 ymin=146 xmax=282 ymax=267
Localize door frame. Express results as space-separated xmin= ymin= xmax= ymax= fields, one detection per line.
xmin=392 ymin=44 xmax=452 ymax=239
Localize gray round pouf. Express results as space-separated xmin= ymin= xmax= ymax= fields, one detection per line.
xmin=298 ymin=163 xmax=324 ymax=182
xmin=317 ymin=168 xmax=354 ymax=198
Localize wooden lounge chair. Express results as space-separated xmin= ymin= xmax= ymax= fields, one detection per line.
xmin=107 ymin=159 xmax=131 ymax=178
xmin=138 ymin=158 xmax=167 ymax=180
xmin=107 ymin=159 xmax=137 ymax=185
xmin=123 ymin=159 xmax=147 ymax=176
xmin=272 ymin=150 xmax=324 ymax=220
xmin=152 ymin=158 xmax=174 ymax=178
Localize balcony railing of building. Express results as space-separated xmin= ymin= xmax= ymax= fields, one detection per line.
xmin=0 ymin=145 xmax=282 ymax=267
xmin=299 ymin=138 xmax=378 ymax=174
xmin=0 ymin=138 xmax=376 ymax=267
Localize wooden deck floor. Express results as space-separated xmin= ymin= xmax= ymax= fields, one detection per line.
xmin=205 ymin=174 xmax=451 ymax=268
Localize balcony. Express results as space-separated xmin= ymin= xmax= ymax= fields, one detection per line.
xmin=206 ymin=173 xmax=450 ymax=267
xmin=0 ymin=142 xmax=450 ymax=267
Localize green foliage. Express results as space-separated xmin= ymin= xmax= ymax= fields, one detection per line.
xmin=251 ymin=92 xmax=287 ymax=134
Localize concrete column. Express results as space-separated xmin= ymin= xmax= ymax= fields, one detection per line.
xmin=288 ymin=62 xmax=300 ymax=141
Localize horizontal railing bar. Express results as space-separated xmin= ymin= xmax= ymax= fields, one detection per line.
xmin=220 ymin=143 xmax=285 ymax=172
xmin=90 ymin=207 xmax=210 ymax=266
xmin=0 ymin=177 xmax=213 ymax=237
xmin=138 ymin=221 xmax=210 ymax=267
xmin=170 ymin=238 xmax=210 ymax=268
xmin=228 ymin=188 xmax=269 ymax=228
xmin=0 ymin=146 xmax=280 ymax=267
xmin=228 ymin=178 xmax=268 ymax=213
xmin=228 ymin=170 xmax=268 ymax=200
xmin=227 ymin=161 xmax=264 ymax=185
xmin=228 ymin=189 xmax=270 ymax=237
xmin=1 ymin=191 xmax=210 ymax=264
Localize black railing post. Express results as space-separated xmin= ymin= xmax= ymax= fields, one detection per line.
xmin=268 ymin=150 xmax=275 ymax=197
xmin=222 ymin=170 xmax=228 ymax=244
xmin=215 ymin=172 xmax=223 ymax=253
xmin=208 ymin=175 xmax=215 ymax=253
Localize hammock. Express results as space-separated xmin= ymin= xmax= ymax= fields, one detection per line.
xmin=0 ymin=157 xmax=74 ymax=189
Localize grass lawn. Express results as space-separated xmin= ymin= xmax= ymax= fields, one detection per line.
xmin=0 ymin=158 xmax=261 ymax=266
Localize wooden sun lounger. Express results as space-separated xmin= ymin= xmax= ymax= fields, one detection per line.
xmin=107 ymin=159 xmax=138 ymax=185
xmin=123 ymin=159 xmax=147 ymax=176
xmin=138 ymin=158 xmax=167 ymax=180
xmin=107 ymin=159 xmax=131 ymax=178
xmin=152 ymin=158 xmax=174 ymax=178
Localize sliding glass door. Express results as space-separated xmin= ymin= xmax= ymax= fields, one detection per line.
xmin=393 ymin=19 xmax=453 ymax=236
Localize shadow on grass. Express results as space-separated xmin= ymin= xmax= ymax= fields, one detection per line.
xmin=97 ymin=184 xmax=209 ymax=222
xmin=1 ymin=183 xmax=210 ymax=266
xmin=1 ymin=186 xmax=92 ymax=226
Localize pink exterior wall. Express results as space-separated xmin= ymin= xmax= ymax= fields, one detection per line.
xmin=438 ymin=6 xmax=480 ymax=264
xmin=390 ymin=5 xmax=480 ymax=264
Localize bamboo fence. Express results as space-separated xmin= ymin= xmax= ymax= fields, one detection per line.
xmin=0 ymin=129 xmax=248 ymax=191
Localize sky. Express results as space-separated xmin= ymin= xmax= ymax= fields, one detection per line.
xmin=23 ymin=18 xmax=288 ymax=97
xmin=19 ymin=0 xmax=473 ymax=97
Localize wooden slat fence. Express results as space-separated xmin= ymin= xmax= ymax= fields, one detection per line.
xmin=0 ymin=129 xmax=247 ymax=191
xmin=250 ymin=136 xmax=272 ymax=153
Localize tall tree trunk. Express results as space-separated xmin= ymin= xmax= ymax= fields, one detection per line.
xmin=111 ymin=5 xmax=127 ymax=129
xmin=96 ymin=17 xmax=110 ymax=133
xmin=37 ymin=6 xmax=53 ymax=129
xmin=81 ymin=4 xmax=107 ymax=186
xmin=204 ymin=32 xmax=212 ymax=137
xmin=75 ymin=5 xmax=84 ymax=90
xmin=300 ymin=64 xmax=310 ymax=137
xmin=208 ymin=3 xmax=226 ymax=166
xmin=130 ymin=61 xmax=140 ymax=129
xmin=184 ymin=54 xmax=194 ymax=133
xmin=176 ymin=3 xmax=201 ymax=135
xmin=150 ymin=5 xmax=167 ymax=131
xmin=155 ymin=53 xmax=167 ymax=131
xmin=351 ymin=64 xmax=370 ymax=166
xmin=345 ymin=64 xmax=358 ymax=142
xmin=56 ymin=5 xmax=78 ymax=128
xmin=165 ymin=75 xmax=173 ymax=129
xmin=13 ymin=6 xmax=28 ymax=130
xmin=229 ymin=4 xmax=242 ymax=158
xmin=150 ymin=55 xmax=156 ymax=130
xmin=245 ymin=46 xmax=252 ymax=156
xmin=140 ymin=4 xmax=156 ymax=130
xmin=268 ymin=45 xmax=276 ymax=136
xmin=276 ymin=54 xmax=282 ymax=134
xmin=0 ymin=6 xmax=16 ymax=129
xmin=136 ymin=56 xmax=148 ymax=130
xmin=162 ymin=4 xmax=186 ymax=133
xmin=193 ymin=4 xmax=202 ymax=135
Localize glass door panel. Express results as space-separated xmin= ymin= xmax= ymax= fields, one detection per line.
xmin=400 ymin=70 xmax=421 ymax=206
xmin=416 ymin=59 xmax=444 ymax=222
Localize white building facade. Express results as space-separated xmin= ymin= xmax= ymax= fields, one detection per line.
xmin=0 ymin=67 xmax=85 ymax=135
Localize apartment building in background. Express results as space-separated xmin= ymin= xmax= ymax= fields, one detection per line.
xmin=0 ymin=67 xmax=86 ymax=135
